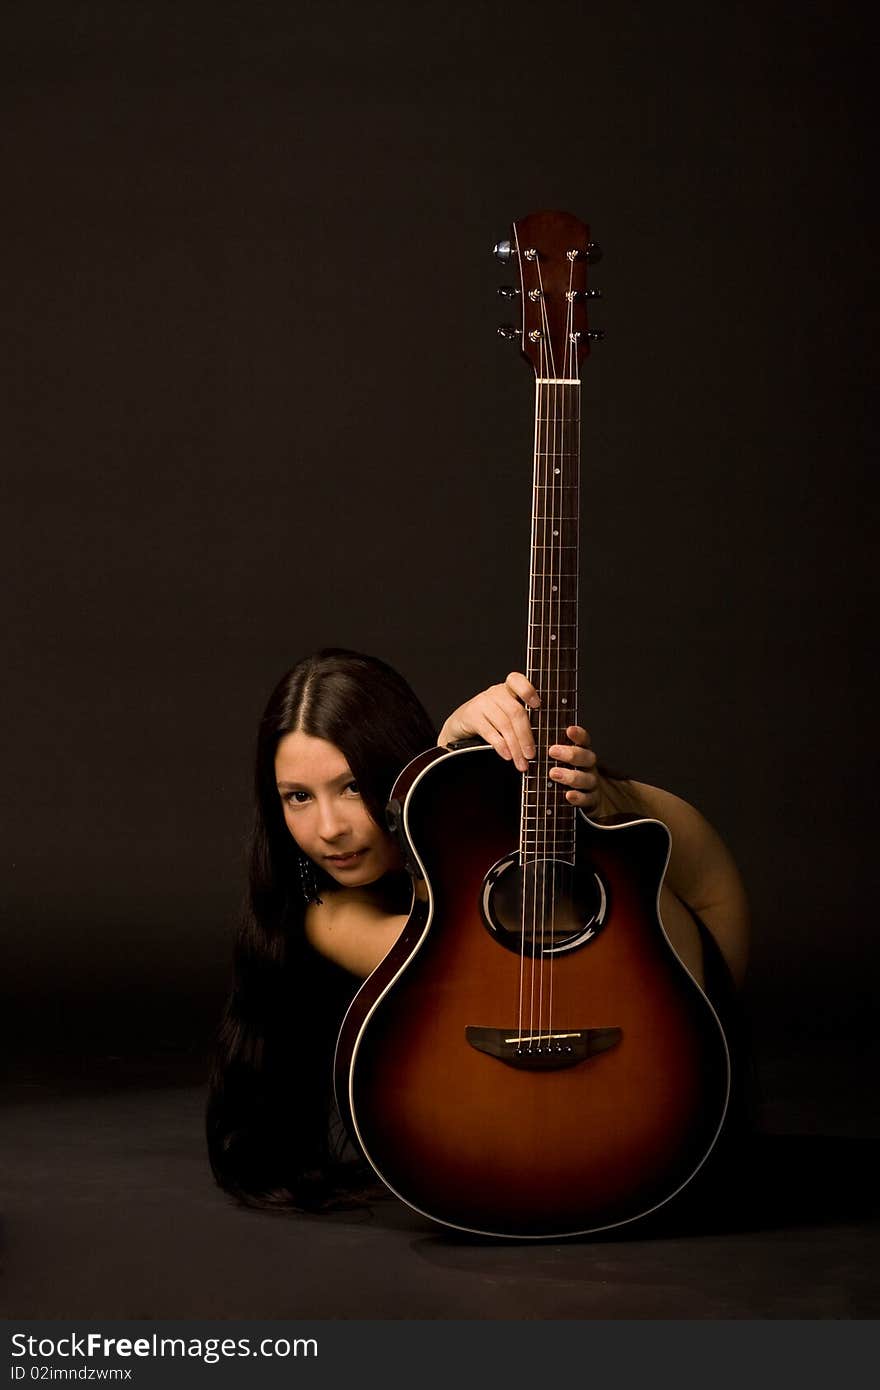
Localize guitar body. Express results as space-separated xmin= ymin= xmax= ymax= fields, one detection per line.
xmin=335 ymin=743 xmax=731 ymax=1238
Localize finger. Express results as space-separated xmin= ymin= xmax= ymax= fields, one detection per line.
xmin=548 ymin=743 xmax=597 ymax=768
xmin=472 ymin=715 xmax=514 ymax=761
xmin=549 ymin=766 xmax=597 ymax=791
xmin=564 ymin=724 xmax=592 ymax=746
xmin=487 ymin=696 xmax=535 ymax=772
xmin=504 ymin=672 xmax=541 ymax=710
xmin=549 ymin=765 xmax=600 ymax=811
xmin=564 ymin=786 xmax=600 ymax=809
xmin=495 ymin=691 xmax=539 ymax=768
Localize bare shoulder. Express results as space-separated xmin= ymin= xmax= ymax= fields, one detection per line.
xmin=304 ymin=886 xmax=410 ymax=980
xmin=619 ymin=779 xmax=751 ymax=988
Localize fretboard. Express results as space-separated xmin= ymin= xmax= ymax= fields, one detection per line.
xmin=522 ymin=379 xmax=580 ymax=863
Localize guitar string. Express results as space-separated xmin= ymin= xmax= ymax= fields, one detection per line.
xmin=531 ymin=341 xmax=544 ymax=1045
xmin=547 ymin=270 xmax=569 ymax=1045
xmin=526 ymin=287 xmax=551 ymax=1052
xmin=547 ymin=253 xmax=578 ymax=1044
xmin=529 ymin=341 xmax=547 ymax=1052
xmin=542 ymin=288 xmax=558 ymax=1049
xmin=515 ymin=219 xmax=533 ymax=1050
xmin=535 ymin=255 xmax=557 ymax=1050
xmin=524 ymin=353 xmax=542 ymax=1051
xmin=518 ymin=390 xmax=535 ymax=1047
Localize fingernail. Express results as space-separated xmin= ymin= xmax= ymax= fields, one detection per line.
xmin=529 ymin=696 xmax=541 ymax=708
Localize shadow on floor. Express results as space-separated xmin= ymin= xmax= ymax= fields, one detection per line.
xmin=336 ymin=1134 xmax=880 ymax=1249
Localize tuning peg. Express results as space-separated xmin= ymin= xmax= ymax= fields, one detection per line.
xmin=587 ymin=329 xmax=605 ymax=341
xmin=587 ymin=242 xmax=602 ymax=264
xmin=566 ymin=288 xmax=604 ymax=302
xmin=494 ymin=239 xmax=515 ymax=263
xmin=497 ymin=284 xmax=520 ymax=298
xmin=497 ymin=324 xmax=521 ymax=340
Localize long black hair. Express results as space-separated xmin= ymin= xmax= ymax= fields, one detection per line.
xmin=206 ymin=648 xmax=437 ymax=1210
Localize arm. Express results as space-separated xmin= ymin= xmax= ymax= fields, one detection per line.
xmin=624 ymin=781 xmax=751 ymax=989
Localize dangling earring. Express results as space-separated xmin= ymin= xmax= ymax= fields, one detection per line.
xmin=297 ymin=851 xmax=323 ymax=906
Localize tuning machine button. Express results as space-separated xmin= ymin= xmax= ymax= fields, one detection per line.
xmin=497 ymin=284 xmax=520 ymax=298
xmin=497 ymin=324 xmax=521 ymax=340
xmin=494 ymin=239 xmax=515 ymax=263
xmin=566 ymin=288 xmax=603 ymax=302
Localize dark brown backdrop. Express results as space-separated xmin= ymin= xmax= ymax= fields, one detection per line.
xmin=2 ymin=2 xmax=876 ymax=1124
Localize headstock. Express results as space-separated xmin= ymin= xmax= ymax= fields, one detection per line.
xmin=495 ymin=210 xmax=603 ymax=379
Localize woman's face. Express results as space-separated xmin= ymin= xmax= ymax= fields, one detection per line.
xmin=274 ymin=730 xmax=401 ymax=887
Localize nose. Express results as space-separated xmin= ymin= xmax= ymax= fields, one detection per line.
xmin=315 ymin=795 xmax=351 ymax=842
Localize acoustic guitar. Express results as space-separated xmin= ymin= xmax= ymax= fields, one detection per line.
xmin=334 ymin=210 xmax=731 ymax=1238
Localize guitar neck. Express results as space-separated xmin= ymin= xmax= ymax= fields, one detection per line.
xmin=525 ymin=378 xmax=580 ymax=723
xmin=523 ymin=378 xmax=580 ymax=863
xmin=506 ymin=207 xmax=599 ymax=863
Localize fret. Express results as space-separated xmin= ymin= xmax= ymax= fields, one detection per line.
xmin=529 ymin=517 xmax=579 ymax=533
xmin=517 ymin=839 xmax=581 ymax=850
xmin=519 ymin=832 xmax=577 ymax=837
xmin=520 ymin=838 xmax=578 ymax=845
xmin=527 ymin=647 xmax=577 ymax=656
xmin=520 ymin=842 xmax=577 ymax=848
xmin=517 ymin=706 xmax=572 ymax=717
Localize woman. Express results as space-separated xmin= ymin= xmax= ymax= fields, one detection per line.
xmin=207 ymin=647 xmax=750 ymax=1211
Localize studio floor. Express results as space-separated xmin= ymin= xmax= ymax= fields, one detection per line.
xmin=2 ymin=1049 xmax=878 ymax=1321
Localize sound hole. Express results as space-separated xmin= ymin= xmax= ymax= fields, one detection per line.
xmin=480 ymin=853 xmax=608 ymax=956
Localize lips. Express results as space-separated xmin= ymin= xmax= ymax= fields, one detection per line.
xmin=325 ymin=849 xmax=367 ymax=865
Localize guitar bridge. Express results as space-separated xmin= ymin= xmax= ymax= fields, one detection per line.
xmin=465 ymin=1025 xmax=622 ymax=1070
